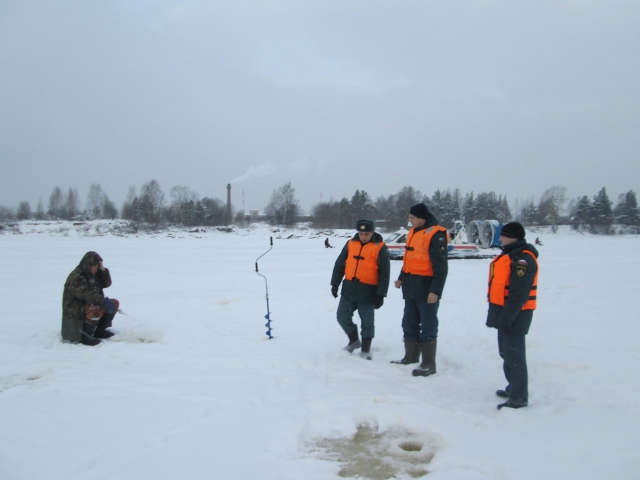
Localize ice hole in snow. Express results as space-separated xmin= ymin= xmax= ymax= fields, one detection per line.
xmin=113 ymin=329 xmax=163 ymax=343
xmin=309 ymin=422 xmax=435 ymax=479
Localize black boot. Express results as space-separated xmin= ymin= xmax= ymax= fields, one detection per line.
xmin=391 ymin=338 xmax=420 ymax=364
xmin=80 ymin=320 xmax=101 ymax=346
xmin=94 ymin=315 xmax=115 ymax=339
xmin=497 ymin=400 xmax=528 ymax=410
xmin=360 ymin=338 xmax=372 ymax=360
xmin=412 ymin=340 xmax=437 ymax=377
xmin=344 ymin=329 xmax=361 ymax=353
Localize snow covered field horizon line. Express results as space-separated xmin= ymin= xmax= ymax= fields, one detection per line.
xmin=3 ymin=218 xmax=635 ymax=240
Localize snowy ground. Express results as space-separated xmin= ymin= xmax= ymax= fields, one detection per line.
xmin=1 ymin=222 xmax=639 ymax=480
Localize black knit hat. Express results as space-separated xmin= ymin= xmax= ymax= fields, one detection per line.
xmin=500 ymin=222 xmax=525 ymax=240
xmin=356 ymin=219 xmax=375 ymax=232
xmin=409 ymin=203 xmax=431 ymax=220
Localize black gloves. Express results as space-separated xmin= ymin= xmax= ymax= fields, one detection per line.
xmin=331 ymin=285 xmax=339 ymax=298
xmin=374 ymin=296 xmax=384 ymax=309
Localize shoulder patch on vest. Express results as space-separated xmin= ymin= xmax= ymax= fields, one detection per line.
xmin=516 ymin=259 xmax=528 ymax=277
xmin=439 ymin=235 xmax=446 ymax=251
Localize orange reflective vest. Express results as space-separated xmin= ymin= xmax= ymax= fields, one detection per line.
xmin=487 ymin=250 xmax=538 ymax=310
xmin=345 ymin=239 xmax=385 ymax=285
xmin=402 ymin=226 xmax=448 ymax=276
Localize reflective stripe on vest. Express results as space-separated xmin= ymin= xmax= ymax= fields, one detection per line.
xmin=345 ymin=239 xmax=385 ymax=285
xmin=402 ymin=226 xmax=448 ymax=276
xmin=487 ymin=250 xmax=538 ymax=310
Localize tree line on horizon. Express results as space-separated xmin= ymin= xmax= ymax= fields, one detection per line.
xmin=1 ymin=181 xmax=638 ymax=234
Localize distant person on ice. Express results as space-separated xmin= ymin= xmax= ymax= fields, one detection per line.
xmin=331 ymin=219 xmax=390 ymax=360
xmin=325 ymin=237 xmax=334 ymax=248
xmin=61 ymin=251 xmax=119 ymax=346
xmin=392 ymin=203 xmax=448 ymax=377
xmin=486 ymin=222 xmax=539 ymax=410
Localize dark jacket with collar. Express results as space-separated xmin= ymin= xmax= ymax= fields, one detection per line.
xmin=397 ymin=215 xmax=449 ymax=300
xmin=331 ymin=232 xmax=390 ymax=302
xmin=486 ymin=239 xmax=539 ymax=335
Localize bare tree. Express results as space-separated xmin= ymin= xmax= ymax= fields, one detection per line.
xmin=139 ymin=180 xmax=165 ymax=225
xmin=265 ymin=182 xmax=301 ymax=226
xmin=65 ymin=187 xmax=80 ymax=219
xmin=121 ymin=186 xmax=138 ymax=221
xmin=169 ymin=186 xmax=199 ymax=225
xmin=48 ymin=187 xmax=64 ymax=219
xmin=86 ymin=184 xmax=105 ymax=219
xmin=538 ymin=186 xmax=567 ymax=225
xmin=102 ymin=194 xmax=118 ymax=219
xmin=35 ymin=199 xmax=45 ymax=220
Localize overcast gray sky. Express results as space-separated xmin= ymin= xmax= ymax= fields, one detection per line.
xmin=1 ymin=0 xmax=638 ymax=214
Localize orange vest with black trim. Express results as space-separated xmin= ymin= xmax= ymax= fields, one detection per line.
xmin=345 ymin=239 xmax=385 ymax=286
xmin=402 ymin=226 xmax=448 ymax=276
xmin=487 ymin=250 xmax=538 ymax=310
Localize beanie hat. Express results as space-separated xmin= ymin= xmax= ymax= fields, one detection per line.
xmin=409 ymin=203 xmax=431 ymax=220
xmin=356 ymin=219 xmax=375 ymax=232
xmin=500 ymin=222 xmax=525 ymax=240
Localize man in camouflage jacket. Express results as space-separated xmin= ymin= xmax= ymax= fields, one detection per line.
xmin=61 ymin=251 xmax=116 ymax=345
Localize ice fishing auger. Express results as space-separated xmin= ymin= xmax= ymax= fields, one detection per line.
xmin=255 ymin=237 xmax=274 ymax=339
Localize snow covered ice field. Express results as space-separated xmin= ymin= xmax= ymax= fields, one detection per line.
xmin=1 ymin=222 xmax=639 ymax=480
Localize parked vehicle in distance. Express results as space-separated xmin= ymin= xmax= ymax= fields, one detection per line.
xmin=384 ymin=221 xmax=495 ymax=260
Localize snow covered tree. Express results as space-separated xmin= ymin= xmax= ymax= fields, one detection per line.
xmin=429 ymin=189 xmax=462 ymax=228
xmin=519 ymin=199 xmax=540 ymax=225
xmin=591 ymin=187 xmax=614 ymax=233
xmin=373 ymin=194 xmax=397 ymax=229
xmin=16 ymin=201 xmax=32 ymax=220
xmin=350 ymin=190 xmax=375 ymax=225
xmin=462 ymin=191 xmax=512 ymax=224
xmin=614 ymin=191 xmax=640 ymax=227
xmin=570 ymin=196 xmax=592 ymax=230
xmin=391 ymin=186 xmax=425 ymax=228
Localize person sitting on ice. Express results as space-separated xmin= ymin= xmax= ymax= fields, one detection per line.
xmin=61 ymin=251 xmax=119 ymax=346
xmin=325 ymin=237 xmax=334 ymax=248
xmin=535 ymin=237 xmax=543 ymax=246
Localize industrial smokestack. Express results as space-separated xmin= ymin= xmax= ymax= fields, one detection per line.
xmin=226 ymin=183 xmax=231 ymax=224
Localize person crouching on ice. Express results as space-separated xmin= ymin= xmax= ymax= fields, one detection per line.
xmin=61 ymin=251 xmax=119 ymax=346
xmin=330 ymin=219 xmax=390 ymax=360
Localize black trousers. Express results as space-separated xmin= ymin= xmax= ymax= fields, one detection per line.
xmin=497 ymin=329 xmax=528 ymax=403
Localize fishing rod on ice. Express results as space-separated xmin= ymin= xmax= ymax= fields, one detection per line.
xmin=117 ymin=308 xmax=135 ymax=320
xmin=255 ymin=237 xmax=274 ymax=339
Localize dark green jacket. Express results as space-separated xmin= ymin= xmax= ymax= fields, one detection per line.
xmin=331 ymin=232 xmax=390 ymax=303
xmin=398 ymin=215 xmax=449 ymax=300
xmin=61 ymin=252 xmax=112 ymax=342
